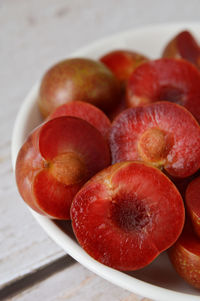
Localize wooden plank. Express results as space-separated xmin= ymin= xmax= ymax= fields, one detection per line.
xmin=0 ymin=256 xmax=74 ymax=299
xmin=0 ymin=158 xmax=65 ymax=288
xmin=3 ymin=262 xmax=153 ymax=301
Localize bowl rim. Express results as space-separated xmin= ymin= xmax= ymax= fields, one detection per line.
xmin=11 ymin=21 xmax=200 ymax=301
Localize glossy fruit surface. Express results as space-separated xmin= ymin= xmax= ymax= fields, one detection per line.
xmin=16 ymin=116 xmax=111 ymax=219
xmin=126 ymin=58 xmax=200 ymax=122
xmin=162 ymin=30 xmax=200 ymax=69
xmin=168 ymin=220 xmax=200 ymax=289
xmin=186 ymin=176 xmax=200 ymax=237
xmin=100 ymin=50 xmax=148 ymax=86
xmin=38 ymin=58 xmax=121 ymax=117
xmin=48 ymin=101 xmax=111 ymax=140
xmin=71 ymin=161 xmax=185 ymax=271
xmin=109 ymin=101 xmax=200 ymax=177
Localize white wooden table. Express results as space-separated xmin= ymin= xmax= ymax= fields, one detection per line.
xmin=1 ymin=0 xmax=200 ymax=299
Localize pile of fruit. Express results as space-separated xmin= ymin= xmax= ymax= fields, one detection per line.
xmin=15 ymin=30 xmax=200 ymax=289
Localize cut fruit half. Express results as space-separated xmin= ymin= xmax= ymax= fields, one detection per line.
xmin=126 ymin=58 xmax=200 ymax=122
xmin=16 ymin=116 xmax=111 ymax=219
xmin=109 ymin=101 xmax=200 ymax=178
xmin=71 ymin=161 xmax=185 ymax=271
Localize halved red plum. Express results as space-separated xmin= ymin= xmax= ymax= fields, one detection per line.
xmin=48 ymin=101 xmax=111 ymax=140
xmin=100 ymin=50 xmax=148 ymax=86
xmin=109 ymin=102 xmax=200 ymax=178
xmin=186 ymin=176 xmax=200 ymax=238
xmin=162 ymin=31 xmax=200 ymax=69
xmin=71 ymin=161 xmax=185 ymax=271
xmin=126 ymin=58 xmax=200 ymax=122
xmin=16 ymin=116 xmax=111 ymax=219
xmin=168 ymin=220 xmax=200 ymax=289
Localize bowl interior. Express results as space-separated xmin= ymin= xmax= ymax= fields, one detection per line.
xmin=11 ymin=22 xmax=200 ymax=301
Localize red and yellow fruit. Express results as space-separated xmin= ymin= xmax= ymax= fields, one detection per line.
xmin=100 ymin=50 xmax=148 ymax=86
xmin=48 ymin=101 xmax=111 ymax=140
xmin=162 ymin=30 xmax=200 ymax=69
xmin=109 ymin=101 xmax=200 ymax=178
xmin=38 ymin=58 xmax=121 ymax=117
xmin=126 ymin=58 xmax=200 ymax=122
xmin=71 ymin=161 xmax=185 ymax=271
xmin=16 ymin=116 xmax=111 ymax=219
xmin=168 ymin=220 xmax=200 ymax=289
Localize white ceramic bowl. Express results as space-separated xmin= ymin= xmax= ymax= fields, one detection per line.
xmin=11 ymin=22 xmax=200 ymax=301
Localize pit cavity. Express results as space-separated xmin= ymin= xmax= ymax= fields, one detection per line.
xmin=157 ymin=86 xmax=184 ymax=105
xmin=138 ymin=127 xmax=172 ymax=166
xmin=110 ymin=194 xmax=150 ymax=232
xmin=48 ymin=152 xmax=86 ymax=186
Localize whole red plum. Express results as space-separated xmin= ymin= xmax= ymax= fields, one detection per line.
xmin=38 ymin=58 xmax=121 ymax=117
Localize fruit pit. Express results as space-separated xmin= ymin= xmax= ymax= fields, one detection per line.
xmin=110 ymin=195 xmax=150 ymax=232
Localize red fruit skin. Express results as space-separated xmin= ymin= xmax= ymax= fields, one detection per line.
xmin=38 ymin=58 xmax=121 ymax=117
xmin=126 ymin=58 xmax=200 ymax=123
xmin=16 ymin=116 xmax=111 ymax=219
xmin=48 ymin=101 xmax=111 ymax=140
xmin=71 ymin=161 xmax=185 ymax=271
xmin=15 ymin=129 xmax=44 ymax=214
xmin=162 ymin=31 xmax=200 ymax=69
xmin=186 ymin=176 xmax=200 ymax=238
xmin=100 ymin=50 xmax=148 ymax=85
xmin=168 ymin=220 xmax=200 ymax=289
xmin=109 ymin=102 xmax=200 ymax=178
